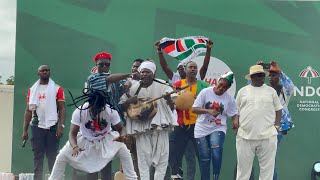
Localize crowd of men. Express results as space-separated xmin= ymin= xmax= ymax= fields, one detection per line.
xmin=22 ymin=40 xmax=295 ymax=180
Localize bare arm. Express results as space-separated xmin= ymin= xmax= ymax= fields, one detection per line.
xmin=113 ymin=123 xmax=127 ymax=137
xmin=69 ymin=124 xmax=84 ymax=157
xmin=56 ymin=101 xmax=66 ymax=139
xmin=22 ymin=105 xmax=32 ymax=141
xmin=231 ymin=114 xmax=239 ymax=129
xmin=192 ymin=107 xmax=219 ymax=116
xmin=275 ymin=110 xmax=282 ymax=126
xmin=155 ymin=41 xmax=174 ymax=80
xmin=192 ymin=107 xmax=210 ymax=114
xmin=199 ymin=40 xmax=213 ymax=80
xmin=164 ymin=94 xmax=175 ymax=110
xmin=68 ymin=124 xmax=80 ymax=148
xmin=57 ymin=101 xmax=66 ymax=125
xmin=113 ymin=122 xmax=127 ymax=142
xmin=106 ymin=73 xmax=131 ymax=83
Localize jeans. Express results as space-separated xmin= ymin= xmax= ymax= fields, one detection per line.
xmin=172 ymin=125 xmax=199 ymax=180
xmin=31 ymin=126 xmax=59 ymax=180
xmin=273 ymin=131 xmax=284 ymax=180
xmin=196 ymin=131 xmax=225 ymax=180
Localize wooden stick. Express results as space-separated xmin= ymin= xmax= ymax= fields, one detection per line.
xmin=144 ymin=85 xmax=189 ymax=104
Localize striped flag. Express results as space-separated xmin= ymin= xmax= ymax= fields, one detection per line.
xmin=159 ymin=36 xmax=208 ymax=64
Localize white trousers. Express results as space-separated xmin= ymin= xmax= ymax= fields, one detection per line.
xmin=49 ymin=144 xmax=137 ymax=180
xmin=236 ymin=135 xmax=277 ymax=180
xmin=135 ymin=131 xmax=169 ymax=180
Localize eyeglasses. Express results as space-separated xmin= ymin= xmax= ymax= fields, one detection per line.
xmin=97 ymin=63 xmax=110 ymax=67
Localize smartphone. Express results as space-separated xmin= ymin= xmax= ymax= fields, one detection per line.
xmin=261 ymin=63 xmax=270 ymax=70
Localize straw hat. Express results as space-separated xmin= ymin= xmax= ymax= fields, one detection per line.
xmin=245 ymin=65 xmax=269 ymax=80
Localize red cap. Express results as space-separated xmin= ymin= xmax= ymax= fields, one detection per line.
xmin=93 ymin=52 xmax=112 ymax=62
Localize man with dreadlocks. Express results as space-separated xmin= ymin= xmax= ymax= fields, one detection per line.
xmin=78 ymin=52 xmax=129 ymax=180
xmin=120 ymin=61 xmax=178 ymax=180
xmin=86 ymin=52 xmax=129 ymax=119
xmin=48 ymin=78 xmax=138 ymax=180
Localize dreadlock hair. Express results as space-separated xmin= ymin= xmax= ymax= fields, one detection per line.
xmin=68 ymin=73 xmax=115 ymax=112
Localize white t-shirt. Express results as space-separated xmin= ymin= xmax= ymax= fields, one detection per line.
xmin=236 ymin=84 xmax=283 ymax=140
xmin=71 ymin=103 xmax=121 ymax=140
xmin=193 ymin=87 xmax=238 ymax=138
xmin=36 ymin=85 xmax=49 ymax=128
xmin=169 ymin=72 xmax=201 ymax=83
xmin=27 ymin=84 xmax=65 ymax=129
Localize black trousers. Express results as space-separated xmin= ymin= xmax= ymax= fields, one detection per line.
xmin=31 ymin=126 xmax=59 ymax=180
xmin=171 ymin=125 xmax=199 ymax=177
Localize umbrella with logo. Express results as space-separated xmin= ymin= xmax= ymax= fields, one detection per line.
xmin=299 ymin=66 xmax=319 ymax=84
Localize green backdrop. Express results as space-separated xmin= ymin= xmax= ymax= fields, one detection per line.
xmin=13 ymin=0 xmax=320 ymax=179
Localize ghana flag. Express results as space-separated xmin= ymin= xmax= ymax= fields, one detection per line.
xmin=159 ymin=36 xmax=208 ymax=63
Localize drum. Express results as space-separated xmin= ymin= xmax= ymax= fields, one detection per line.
xmin=126 ymin=98 xmax=158 ymax=121
xmin=175 ymin=90 xmax=195 ymax=110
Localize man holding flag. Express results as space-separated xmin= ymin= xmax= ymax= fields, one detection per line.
xmin=155 ymin=37 xmax=213 ymax=180
xmin=155 ymin=37 xmax=213 ymax=83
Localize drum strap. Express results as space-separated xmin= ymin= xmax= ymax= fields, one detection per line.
xmin=134 ymin=82 xmax=144 ymax=96
xmin=132 ymin=79 xmax=172 ymax=97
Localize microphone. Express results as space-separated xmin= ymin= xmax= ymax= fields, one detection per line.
xmin=22 ymin=140 xmax=27 ymax=148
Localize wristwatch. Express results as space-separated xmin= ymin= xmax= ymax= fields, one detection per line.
xmin=59 ymin=124 xmax=65 ymax=128
xmin=274 ymin=125 xmax=280 ymax=131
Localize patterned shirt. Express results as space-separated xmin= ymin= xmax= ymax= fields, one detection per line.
xmin=86 ymin=73 xmax=126 ymax=123
xmin=278 ymin=72 xmax=295 ymax=132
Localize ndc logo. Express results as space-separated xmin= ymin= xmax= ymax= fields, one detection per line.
xmin=299 ymin=66 xmax=320 ymax=84
xmin=295 ymin=66 xmax=320 ymax=97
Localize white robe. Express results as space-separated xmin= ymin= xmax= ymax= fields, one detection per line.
xmin=120 ymin=81 xmax=178 ymax=135
xmin=120 ymin=81 xmax=178 ymax=180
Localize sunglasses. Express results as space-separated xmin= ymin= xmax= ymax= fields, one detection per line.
xmin=252 ymin=73 xmax=265 ymax=78
xmin=97 ymin=63 xmax=110 ymax=67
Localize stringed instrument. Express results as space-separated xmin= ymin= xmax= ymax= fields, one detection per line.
xmin=126 ymin=85 xmax=189 ymax=121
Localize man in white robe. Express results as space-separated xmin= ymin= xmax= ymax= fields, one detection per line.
xmin=120 ymin=61 xmax=178 ymax=180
